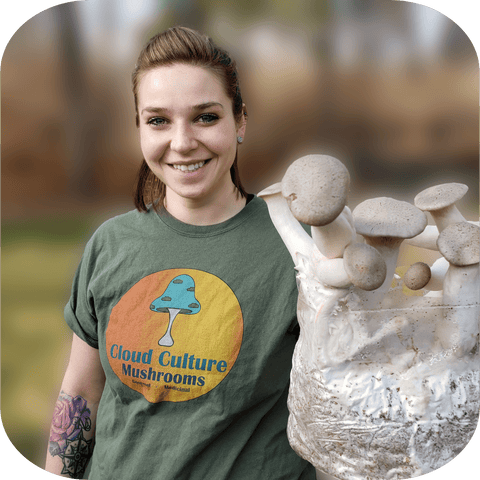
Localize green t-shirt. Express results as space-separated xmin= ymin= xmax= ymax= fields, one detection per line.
xmin=65 ymin=196 xmax=315 ymax=479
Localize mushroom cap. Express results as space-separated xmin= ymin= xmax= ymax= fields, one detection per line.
xmin=343 ymin=243 xmax=387 ymax=291
xmin=437 ymin=222 xmax=480 ymax=266
xmin=150 ymin=274 xmax=201 ymax=314
xmin=353 ymin=197 xmax=427 ymax=239
xmin=281 ymin=154 xmax=350 ymax=226
xmin=414 ymin=183 xmax=468 ymax=212
xmin=404 ymin=262 xmax=432 ymax=290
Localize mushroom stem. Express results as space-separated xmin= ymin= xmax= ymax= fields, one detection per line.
xmin=437 ymin=264 xmax=479 ymax=356
xmin=423 ymin=257 xmax=449 ymax=291
xmin=159 ymin=308 xmax=181 ymax=347
xmin=311 ymin=206 xmax=356 ymax=258
xmin=259 ymin=184 xmax=359 ymax=288
xmin=357 ymin=238 xmax=402 ymax=308
xmin=414 ymin=183 xmax=469 ymax=234
xmin=310 ymin=257 xmax=352 ymax=288
xmin=368 ymin=241 xmax=401 ymax=293
xmin=429 ymin=204 xmax=466 ymax=233
xmin=405 ymin=221 xmax=479 ymax=250
xmin=258 ymin=183 xmax=316 ymax=261
xmin=404 ymin=225 xmax=440 ymax=250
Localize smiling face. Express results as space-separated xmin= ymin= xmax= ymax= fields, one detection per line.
xmin=137 ymin=63 xmax=246 ymax=209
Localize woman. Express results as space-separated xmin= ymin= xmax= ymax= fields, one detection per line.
xmin=45 ymin=26 xmax=315 ymax=479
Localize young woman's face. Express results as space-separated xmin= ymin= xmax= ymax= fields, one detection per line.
xmin=137 ymin=63 xmax=246 ymax=205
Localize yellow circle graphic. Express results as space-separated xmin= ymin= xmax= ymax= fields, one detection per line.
xmin=106 ymin=269 xmax=243 ymax=403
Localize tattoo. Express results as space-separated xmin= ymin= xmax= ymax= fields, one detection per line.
xmin=49 ymin=391 xmax=94 ymax=478
xmin=60 ymin=429 xmax=93 ymax=477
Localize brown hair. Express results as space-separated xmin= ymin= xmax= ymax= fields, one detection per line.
xmin=132 ymin=26 xmax=247 ymax=211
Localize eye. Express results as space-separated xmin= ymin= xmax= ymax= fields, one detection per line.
xmin=197 ymin=113 xmax=219 ymax=124
xmin=147 ymin=117 xmax=167 ymax=127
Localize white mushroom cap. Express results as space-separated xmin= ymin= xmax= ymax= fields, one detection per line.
xmin=437 ymin=222 xmax=480 ymax=266
xmin=282 ymin=154 xmax=350 ymax=226
xmin=414 ymin=183 xmax=468 ymax=212
xmin=343 ymin=243 xmax=387 ymax=291
xmin=404 ymin=262 xmax=432 ymax=290
xmin=353 ymin=197 xmax=427 ymax=241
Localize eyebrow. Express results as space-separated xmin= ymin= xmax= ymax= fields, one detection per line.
xmin=140 ymin=102 xmax=224 ymax=115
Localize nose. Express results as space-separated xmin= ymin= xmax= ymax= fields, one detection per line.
xmin=170 ymin=123 xmax=198 ymax=154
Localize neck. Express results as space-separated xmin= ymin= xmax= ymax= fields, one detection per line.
xmin=164 ymin=187 xmax=246 ymax=226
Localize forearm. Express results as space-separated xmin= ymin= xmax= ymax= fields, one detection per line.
xmin=46 ymin=334 xmax=105 ymax=478
xmin=45 ymin=389 xmax=100 ymax=478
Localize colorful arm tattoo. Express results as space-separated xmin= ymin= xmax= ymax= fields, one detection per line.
xmin=48 ymin=391 xmax=94 ymax=478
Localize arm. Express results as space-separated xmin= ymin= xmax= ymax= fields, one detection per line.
xmin=45 ymin=333 xmax=106 ymax=478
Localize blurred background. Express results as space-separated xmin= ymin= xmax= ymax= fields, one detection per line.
xmin=2 ymin=0 xmax=478 ymax=472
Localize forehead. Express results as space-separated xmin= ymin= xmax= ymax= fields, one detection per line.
xmin=137 ymin=64 xmax=228 ymax=106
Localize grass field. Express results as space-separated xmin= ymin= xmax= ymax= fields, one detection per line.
xmin=2 ymin=214 xmax=100 ymax=469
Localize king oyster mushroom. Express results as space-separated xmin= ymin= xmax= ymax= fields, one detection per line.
xmin=258 ymin=183 xmax=386 ymax=291
xmin=414 ymin=182 xmax=468 ymax=233
xmin=281 ymin=154 xmax=355 ymax=259
xmin=257 ymin=183 xmax=315 ymax=261
xmin=435 ymin=222 xmax=480 ymax=356
xmin=352 ymin=197 xmax=427 ymax=307
xmin=258 ymin=183 xmax=350 ymax=288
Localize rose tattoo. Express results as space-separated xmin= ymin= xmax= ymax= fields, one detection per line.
xmin=49 ymin=391 xmax=93 ymax=478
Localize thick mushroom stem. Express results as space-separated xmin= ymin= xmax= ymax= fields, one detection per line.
xmin=358 ymin=236 xmax=403 ymax=308
xmin=259 ymin=184 xmax=353 ymax=288
xmin=258 ymin=183 xmax=315 ymax=261
xmin=437 ymin=264 xmax=479 ymax=356
xmin=428 ymin=204 xmax=466 ymax=233
xmin=311 ymin=206 xmax=356 ymax=259
xmin=423 ymin=257 xmax=449 ymax=291
xmin=414 ymin=182 xmax=469 ymax=234
xmin=309 ymin=257 xmax=352 ymax=288
xmin=405 ymin=221 xmax=479 ymax=250
xmin=404 ymin=225 xmax=440 ymax=250
xmin=435 ymin=221 xmax=480 ymax=356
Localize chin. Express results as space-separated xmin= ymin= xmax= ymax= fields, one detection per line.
xmin=170 ymin=188 xmax=210 ymax=202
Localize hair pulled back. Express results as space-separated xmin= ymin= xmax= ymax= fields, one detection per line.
xmin=132 ymin=26 xmax=247 ymax=211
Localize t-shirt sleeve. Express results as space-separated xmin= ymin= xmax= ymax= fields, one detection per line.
xmin=64 ymin=238 xmax=100 ymax=349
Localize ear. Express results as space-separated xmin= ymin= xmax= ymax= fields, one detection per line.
xmin=236 ymin=103 xmax=247 ymax=139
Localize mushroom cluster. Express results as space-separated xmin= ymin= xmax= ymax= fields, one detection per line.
xmin=352 ymin=196 xmax=427 ymax=308
xmin=258 ymin=155 xmax=479 ymax=480
xmin=260 ymin=155 xmax=388 ymax=292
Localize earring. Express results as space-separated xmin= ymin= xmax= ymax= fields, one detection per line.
xmin=237 ymin=136 xmax=243 ymax=144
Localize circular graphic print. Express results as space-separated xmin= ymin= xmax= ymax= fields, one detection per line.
xmin=106 ymin=269 xmax=243 ymax=403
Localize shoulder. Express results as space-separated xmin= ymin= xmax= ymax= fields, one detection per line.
xmin=244 ymin=195 xmax=272 ymax=223
xmin=93 ymin=208 xmax=156 ymax=238
xmin=83 ymin=208 xmax=158 ymax=256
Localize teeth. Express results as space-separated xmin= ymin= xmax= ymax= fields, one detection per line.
xmin=173 ymin=161 xmax=206 ymax=172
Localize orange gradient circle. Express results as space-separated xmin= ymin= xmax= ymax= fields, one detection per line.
xmin=106 ymin=269 xmax=243 ymax=403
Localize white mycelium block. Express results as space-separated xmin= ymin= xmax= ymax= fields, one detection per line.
xmin=259 ymin=155 xmax=479 ymax=480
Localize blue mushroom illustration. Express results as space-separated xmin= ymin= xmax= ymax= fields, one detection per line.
xmin=150 ymin=274 xmax=201 ymax=347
